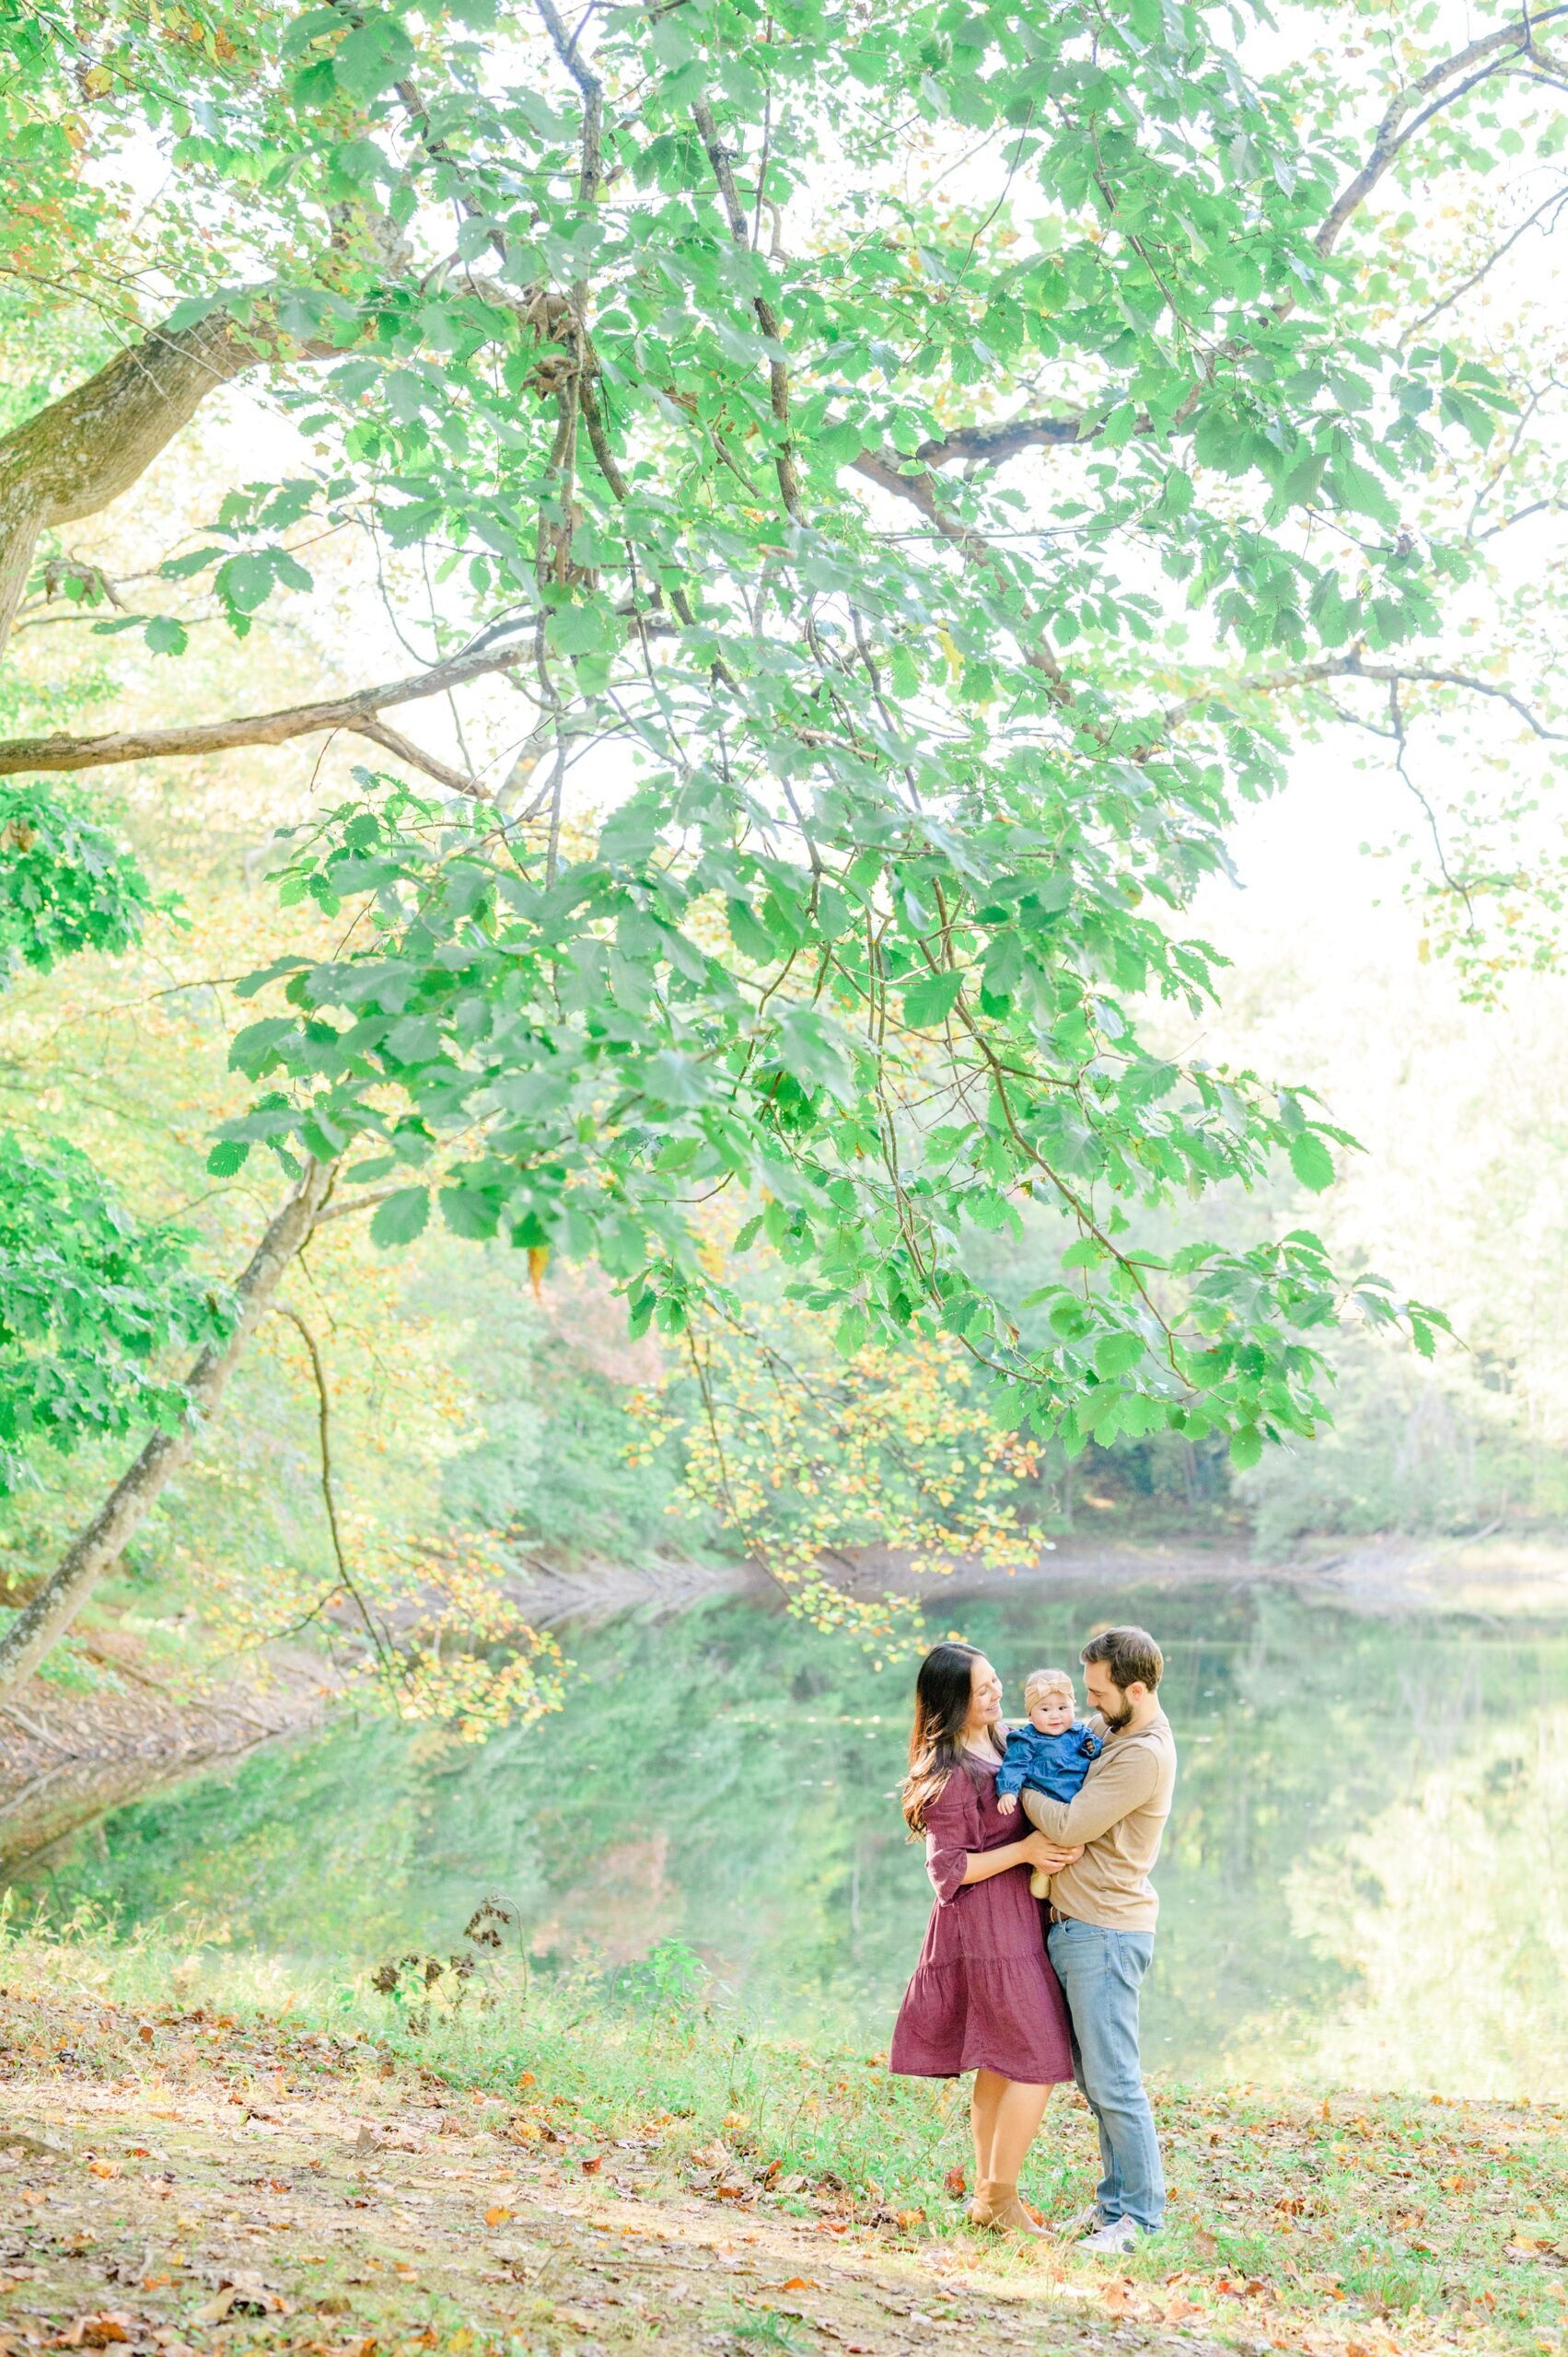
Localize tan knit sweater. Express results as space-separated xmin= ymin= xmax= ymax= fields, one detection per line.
xmin=1020 ymin=1707 xmax=1177 ymax=1931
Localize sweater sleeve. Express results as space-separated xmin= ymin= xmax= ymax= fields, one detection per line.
xmin=1020 ymin=1736 xmax=1160 ymax=1842
xmin=922 ymin=1774 xmax=976 ymax=1905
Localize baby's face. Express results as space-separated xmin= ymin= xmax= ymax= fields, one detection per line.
xmin=1028 ymin=1689 xmax=1075 ymax=1736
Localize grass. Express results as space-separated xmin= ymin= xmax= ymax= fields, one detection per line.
xmin=0 ymin=1899 xmax=1564 ymax=2357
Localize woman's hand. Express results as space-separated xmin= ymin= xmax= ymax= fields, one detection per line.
xmin=1020 ymin=1830 xmax=1083 ymax=1874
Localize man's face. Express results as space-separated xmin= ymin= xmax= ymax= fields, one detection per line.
xmin=1084 ymin=1659 xmax=1144 ymax=1730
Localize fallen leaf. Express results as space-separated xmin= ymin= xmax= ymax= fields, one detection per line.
xmin=580 ymin=2155 xmax=602 ymax=2176
xmin=87 ymin=2159 xmax=121 ymax=2179
xmin=483 ymin=2206 xmax=514 ymax=2228
xmin=944 ymin=2165 xmax=967 ymax=2199
xmin=52 ymin=2316 xmax=131 ymax=2349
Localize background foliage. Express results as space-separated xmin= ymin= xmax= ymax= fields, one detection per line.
xmin=4 ymin=0 xmax=1568 ymax=1702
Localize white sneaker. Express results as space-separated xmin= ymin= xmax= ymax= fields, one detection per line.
xmin=1078 ymin=2217 xmax=1143 ymax=2257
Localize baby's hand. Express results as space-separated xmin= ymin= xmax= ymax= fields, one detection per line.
xmin=997 ymin=1792 xmax=1018 ymax=1816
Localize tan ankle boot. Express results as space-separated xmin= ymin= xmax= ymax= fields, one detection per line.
xmin=970 ymin=2179 xmax=1046 ymax=2236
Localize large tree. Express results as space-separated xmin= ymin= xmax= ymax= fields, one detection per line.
xmin=2 ymin=0 xmax=1563 ymax=1690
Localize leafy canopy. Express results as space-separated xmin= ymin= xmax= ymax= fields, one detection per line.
xmin=17 ymin=0 xmax=1562 ymax=1511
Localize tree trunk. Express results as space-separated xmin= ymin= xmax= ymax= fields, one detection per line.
xmin=0 ymin=1158 xmax=338 ymax=1699
xmin=0 ymin=307 xmax=313 ymax=659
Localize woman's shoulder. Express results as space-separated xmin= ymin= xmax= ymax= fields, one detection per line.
xmin=923 ymin=1759 xmax=988 ymax=1821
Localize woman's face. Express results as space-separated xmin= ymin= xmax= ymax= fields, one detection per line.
xmin=967 ymin=1655 xmax=1003 ymax=1729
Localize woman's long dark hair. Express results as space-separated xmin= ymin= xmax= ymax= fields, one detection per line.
xmin=900 ymin=1641 xmax=996 ymax=1833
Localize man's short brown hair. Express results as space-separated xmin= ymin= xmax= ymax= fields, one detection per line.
xmin=1080 ymin=1625 xmax=1163 ymax=1693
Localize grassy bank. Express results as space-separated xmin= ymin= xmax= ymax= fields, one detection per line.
xmin=1 ymin=1907 xmax=1564 ymax=2357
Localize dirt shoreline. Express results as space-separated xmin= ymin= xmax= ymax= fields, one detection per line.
xmin=0 ymin=1639 xmax=330 ymax=1873
xmin=504 ymin=1525 xmax=1568 ymax=1626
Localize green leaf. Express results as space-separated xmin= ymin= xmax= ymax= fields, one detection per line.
xmin=215 ymin=552 xmax=280 ymax=615
xmin=228 ymin=1016 xmax=297 ymax=1073
xmin=1288 ymin=1132 xmax=1336 ymax=1193
xmin=902 ymin=970 xmax=964 ymax=1028
xmin=144 ymin=615 xmax=189 ymax=656
xmin=727 ymin=900 xmax=776 ymax=965
xmin=1092 ymin=1329 xmax=1144 ymax=1378
xmin=1229 ymin=1425 xmax=1264 ymax=1471
xmin=331 ymin=17 xmax=415 ymax=99
xmin=369 ymin=1186 xmax=431 ymax=1248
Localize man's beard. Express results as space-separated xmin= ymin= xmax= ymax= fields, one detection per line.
xmin=1100 ymin=1694 xmax=1134 ymax=1731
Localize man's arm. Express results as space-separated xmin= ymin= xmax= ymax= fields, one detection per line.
xmin=1019 ymin=1739 xmax=1160 ymax=1842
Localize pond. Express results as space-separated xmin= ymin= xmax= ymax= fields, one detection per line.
xmin=7 ymin=1580 xmax=1566 ymax=2100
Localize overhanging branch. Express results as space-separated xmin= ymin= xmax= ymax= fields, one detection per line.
xmin=1318 ymin=6 xmax=1568 ymax=257
xmin=0 ymin=631 xmax=541 ymax=788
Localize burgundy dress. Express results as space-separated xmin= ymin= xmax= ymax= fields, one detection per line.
xmin=889 ymin=1753 xmax=1074 ymax=2084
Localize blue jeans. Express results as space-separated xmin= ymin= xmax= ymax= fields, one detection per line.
xmin=1047 ymin=1917 xmax=1165 ymax=2231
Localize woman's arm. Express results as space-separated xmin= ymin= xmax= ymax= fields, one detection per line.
xmin=923 ymin=1775 xmax=1083 ymax=1901
xmin=960 ymin=1829 xmax=1083 ymax=1886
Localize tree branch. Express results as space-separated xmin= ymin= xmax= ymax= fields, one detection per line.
xmin=912 ymin=412 xmax=1099 ymax=466
xmin=1219 ymin=655 xmax=1568 ymax=743
xmin=0 ymin=630 xmax=542 ymax=785
xmin=691 ymin=92 xmax=803 ymax=521
xmin=850 ymin=448 xmax=1068 ymax=691
xmin=1402 ymin=185 xmax=1568 ymax=345
xmin=1318 ymin=6 xmax=1568 ymax=257
xmin=0 ymin=1159 xmax=339 ymax=1699
xmin=273 ymin=1305 xmax=396 ymax=1673
xmin=0 ymin=303 xmax=335 ymax=658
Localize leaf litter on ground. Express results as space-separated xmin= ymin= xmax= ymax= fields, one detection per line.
xmin=0 ymin=1937 xmax=1564 ymax=2357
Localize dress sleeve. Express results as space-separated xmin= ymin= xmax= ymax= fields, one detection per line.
xmin=922 ymin=1774 xmax=976 ymax=1905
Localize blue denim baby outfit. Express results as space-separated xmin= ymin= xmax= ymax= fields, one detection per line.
xmin=995 ymin=1718 xmax=1101 ymax=1804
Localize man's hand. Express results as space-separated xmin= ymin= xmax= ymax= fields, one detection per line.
xmin=1021 ymin=1829 xmax=1083 ymax=1873
xmin=997 ymin=1792 xmax=1018 ymax=1816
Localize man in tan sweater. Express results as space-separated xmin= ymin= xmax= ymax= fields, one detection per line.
xmin=1020 ymin=1625 xmax=1177 ymax=2256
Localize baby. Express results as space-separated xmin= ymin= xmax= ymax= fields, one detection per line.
xmin=995 ymin=1667 xmax=1102 ymax=1898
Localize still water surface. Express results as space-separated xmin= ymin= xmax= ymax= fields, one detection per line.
xmin=12 ymin=1584 xmax=1567 ymax=2098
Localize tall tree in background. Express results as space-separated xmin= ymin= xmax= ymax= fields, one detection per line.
xmin=2 ymin=0 xmax=1564 ymax=1688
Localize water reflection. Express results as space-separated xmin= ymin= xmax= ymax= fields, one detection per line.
xmin=10 ymin=1584 xmax=1566 ymax=2098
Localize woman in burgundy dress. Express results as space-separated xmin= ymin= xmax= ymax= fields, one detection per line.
xmin=890 ymin=1641 xmax=1080 ymax=2236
